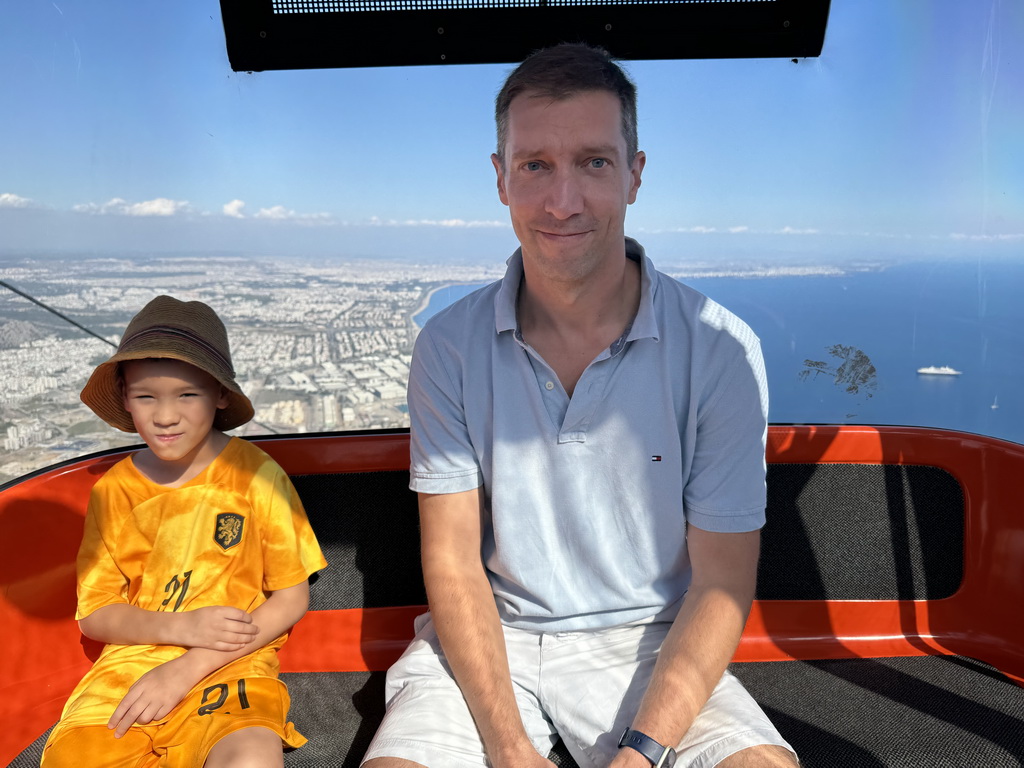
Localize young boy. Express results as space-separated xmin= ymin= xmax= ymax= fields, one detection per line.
xmin=41 ymin=295 xmax=327 ymax=768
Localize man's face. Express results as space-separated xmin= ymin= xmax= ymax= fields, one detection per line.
xmin=492 ymin=89 xmax=645 ymax=285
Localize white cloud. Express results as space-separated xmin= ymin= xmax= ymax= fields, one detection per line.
xmin=949 ymin=232 xmax=1024 ymax=241
xmin=639 ymin=224 xmax=826 ymax=236
xmin=775 ymin=226 xmax=820 ymax=235
xmin=223 ymin=199 xmax=246 ymax=218
xmin=254 ymin=205 xmax=291 ymax=220
xmin=640 ymin=225 xmax=754 ymax=235
xmin=403 ymin=218 xmax=508 ymax=228
xmin=254 ymin=205 xmax=334 ymax=224
xmin=72 ymin=197 xmax=192 ymax=216
xmin=72 ymin=199 xmax=118 ymax=214
xmin=364 ymin=215 xmax=508 ymax=229
xmin=0 ymin=193 xmax=36 ymax=208
xmin=128 ymin=198 xmax=190 ymax=216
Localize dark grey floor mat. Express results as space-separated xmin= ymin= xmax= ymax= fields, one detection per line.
xmin=731 ymin=655 xmax=1024 ymax=767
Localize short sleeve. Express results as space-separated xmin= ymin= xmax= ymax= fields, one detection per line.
xmin=684 ymin=304 xmax=769 ymax=533
xmin=76 ymin=476 xmax=130 ymax=620
xmin=407 ymin=323 xmax=483 ymax=494
xmin=250 ymin=460 xmax=328 ymax=593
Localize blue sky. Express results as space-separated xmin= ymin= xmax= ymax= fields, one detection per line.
xmin=1 ymin=0 xmax=1021 ymax=262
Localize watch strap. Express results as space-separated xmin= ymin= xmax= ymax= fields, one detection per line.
xmin=618 ymin=727 xmax=675 ymax=768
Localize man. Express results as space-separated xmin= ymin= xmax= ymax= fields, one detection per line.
xmin=363 ymin=44 xmax=798 ymax=768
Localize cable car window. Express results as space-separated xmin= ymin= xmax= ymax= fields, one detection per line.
xmin=1 ymin=0 xmax=1021 ymax=484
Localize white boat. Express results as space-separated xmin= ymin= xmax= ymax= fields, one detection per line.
xmin=917 ymin=365 xmax=962 ymax=376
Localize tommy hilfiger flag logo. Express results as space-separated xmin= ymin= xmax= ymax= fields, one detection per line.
xmin=651 ymin=455 xmax=662 ymax=462
xmin=215 ymin=513 xmax=244 ymax=550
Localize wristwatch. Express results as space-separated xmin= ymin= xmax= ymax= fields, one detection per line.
xmin=618 ymin=727 xmax=677 ymax=768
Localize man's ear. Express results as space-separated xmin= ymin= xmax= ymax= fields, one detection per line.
xmin=491 ymin=153 xmax=509 ymax=206
xmin=627 ymin=150 xmax=646 ymax=205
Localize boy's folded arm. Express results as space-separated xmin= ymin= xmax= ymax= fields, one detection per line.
xmin=167 ymin=579 xmax=310 ymax=680
xmin=79 ymin=602 xmax=259 ymax=650
xmin=106 ymin=580 xmax=311 ymax=738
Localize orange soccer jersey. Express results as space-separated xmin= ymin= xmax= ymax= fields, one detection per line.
xmin=49 ymin=436 xmax=327 ymax=743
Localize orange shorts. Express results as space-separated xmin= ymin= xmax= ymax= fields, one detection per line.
xmin=40 ymin=676 xmax=306 ymax=768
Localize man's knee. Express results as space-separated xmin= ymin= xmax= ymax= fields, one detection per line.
xmin=717 ymin=743 xmax=799 ymax=767
xmin=361 ymin=759 xmax=428 ymax=768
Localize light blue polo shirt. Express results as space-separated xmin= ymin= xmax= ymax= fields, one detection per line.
xmin=408 ymin=239 xmax=768 ymax=631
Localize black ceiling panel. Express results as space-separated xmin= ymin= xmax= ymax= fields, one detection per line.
xmin=219 ymin=0 xmax=831 ymax=71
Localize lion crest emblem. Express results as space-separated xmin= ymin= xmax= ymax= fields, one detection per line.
xmin=215 ymin=513 xmax=245 ymax=550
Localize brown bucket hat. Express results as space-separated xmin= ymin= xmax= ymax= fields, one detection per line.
xmin=80 ymin=295 xmax=254 ymax=433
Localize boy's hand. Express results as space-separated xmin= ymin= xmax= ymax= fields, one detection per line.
xmin=180 ymin=606 xmax=259 ymax=650
xmin=107 ymin=655 xmax=196 ymax=737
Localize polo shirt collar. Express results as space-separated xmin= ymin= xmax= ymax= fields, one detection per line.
xmin=494 ymin=250 xmax=523 ymax=334
xmin=626 ymin=237 xmax=659 ymax=343
xmin=495 ymin=237 xmax=660 ymax=343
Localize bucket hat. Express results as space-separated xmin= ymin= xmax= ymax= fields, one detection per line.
xmin=80 ymin=295 xmax=254 ymax=433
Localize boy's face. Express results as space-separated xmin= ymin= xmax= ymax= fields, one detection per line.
xmin=121 ymin=358 xmax=229 ymax=468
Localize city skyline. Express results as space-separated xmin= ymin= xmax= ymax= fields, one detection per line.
xmin=6 ymin=249 xmax=1024 ymax=486
xmin=0 ymin=253 xmax=511 ymax=483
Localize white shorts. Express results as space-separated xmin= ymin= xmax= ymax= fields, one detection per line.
xmin=362 ymin=613 xmax=795 ymax=768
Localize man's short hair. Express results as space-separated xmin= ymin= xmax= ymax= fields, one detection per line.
xmin=495 ymin=43 xmax=638 ymax=166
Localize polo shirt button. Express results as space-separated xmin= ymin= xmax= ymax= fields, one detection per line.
xmin=545 ymin=380 xmax=554 ymax=390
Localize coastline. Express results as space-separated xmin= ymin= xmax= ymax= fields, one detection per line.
xmin=411 ymin=281 xmax=488 ymax=328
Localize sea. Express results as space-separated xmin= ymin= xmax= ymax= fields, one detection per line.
xmin=414 ymin=258 xmax=1024 ymax=447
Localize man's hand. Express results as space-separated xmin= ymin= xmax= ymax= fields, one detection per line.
xmin=107 ymin=655 xmax=197 ymax=737
xmin=179 ymin=605 xmax=258 ymax=650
